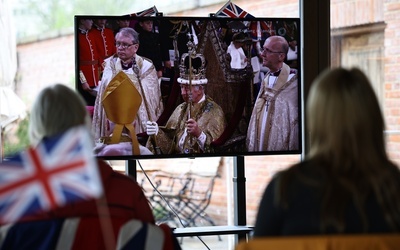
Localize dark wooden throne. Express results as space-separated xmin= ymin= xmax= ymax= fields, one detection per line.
xmin=196 ymin=20 xmax=253 ymax=152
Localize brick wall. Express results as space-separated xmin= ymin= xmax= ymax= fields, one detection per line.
xmin=16 ymin=30 xmax=75 ymax=109
xmin=330 ymin=0 xmax=384 ymax=28
xmin=382 ymin=1 xmax=400 ymax=164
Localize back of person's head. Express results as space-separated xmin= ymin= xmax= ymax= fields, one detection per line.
xmin=305 ymin=67 xmax=400 ymax=232
xmin=29 ymin=84 xmax=89 ymax=146
xmin=307 ymin=67 xmax=386 ymax=168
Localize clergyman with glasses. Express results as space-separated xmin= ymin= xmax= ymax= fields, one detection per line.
xmin=246 ymin=35 xmax=299 ymax=152
xmin=92 ymin=27 xmax=164 ymax=145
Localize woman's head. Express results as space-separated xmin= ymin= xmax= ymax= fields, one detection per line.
xmin=307 ymin=67 xmax=386 ymax=166
xmin=29 ymin=84 xmax=90 ymax=146
xmin=304 ymin=68 xmax=400 ymax=233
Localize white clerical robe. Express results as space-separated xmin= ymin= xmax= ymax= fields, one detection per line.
xmin=246 ymin=63 xmax=299 ymax=151
xmin=92 ymin=55 xmax=164 ymax=141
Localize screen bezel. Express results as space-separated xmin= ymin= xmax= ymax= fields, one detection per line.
xmin=74 ymin=15 xmax=302 ymax=160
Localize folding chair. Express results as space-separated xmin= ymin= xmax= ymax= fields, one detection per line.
xmin=143 ymin=160 xmax=223 ymax=240
xmin=175 ymin=171 xmax=220 ymax=228
xmin=145 ymin=170 xmax=193 ymax=227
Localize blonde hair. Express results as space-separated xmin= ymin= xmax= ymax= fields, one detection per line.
xmin=304 ymin=67 xmax=400 ymax=231
xmin=307 ymin=67 xmax=386 ymax=165
xmin=29 ymin=84 xmax=90 ymax=146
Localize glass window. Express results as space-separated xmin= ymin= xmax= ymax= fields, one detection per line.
xmin=330 ymin=1 xmax=400 ymax=165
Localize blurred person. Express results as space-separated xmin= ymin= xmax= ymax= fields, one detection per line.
xmin=92 ymin=27 xmax=163 ymax=142
xmin=135 ymin=19 xmax=163 ymax=78
xmin=253 ymin=68 xmax=400 ymax=236
xmin=246 ymin=35 xmax=298 ymax=152
xmin=227 ymin=32 xmax=248 ymax=70
xmin=28 ymin=84 xmax=154 ymax=223
xmin=114 ymin=19 xmax=131 ymax=35
xmin=286 ymin=39 xmax=298 ymax=69
xmin=11 ymin=83 xmax=176 ymax=249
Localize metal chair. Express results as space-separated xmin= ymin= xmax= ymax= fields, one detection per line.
xmin=146 ymin=170 xmax=220 ymax=228
xmin=143 ymin=163 xmax=223 ymax=243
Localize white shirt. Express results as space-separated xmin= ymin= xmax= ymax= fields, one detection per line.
xmin=227 ymin=42 xmax=247 ymax=69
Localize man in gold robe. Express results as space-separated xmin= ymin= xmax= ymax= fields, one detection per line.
xmin=246 ymin=35 xmax=299 ymax=152
xmin=145 ymin=46 xmax=226 ymax=154
xmin=92 ymin=27 xmax=163 ymax=142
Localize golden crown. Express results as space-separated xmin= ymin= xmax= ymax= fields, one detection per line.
xmin=177 ymin=41 xmax=208 ymax=85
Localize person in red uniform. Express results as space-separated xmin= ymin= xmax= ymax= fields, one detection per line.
xmin=13 ymin=84 xmax=179 ymax=250
xmin=78 ymin=19 xmax=101 ymax=107
xmin=91 ymin=19 xmax=116 ymax=72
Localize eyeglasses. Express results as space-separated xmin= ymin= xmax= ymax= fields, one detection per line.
xmin=115 ymin=42 xmax=135 ymax=49
xmin=261 ymin=47 xmax=284 ymax=55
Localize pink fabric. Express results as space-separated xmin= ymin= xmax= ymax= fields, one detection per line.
xmin=86 ymin=106 xmax=94 ymax=117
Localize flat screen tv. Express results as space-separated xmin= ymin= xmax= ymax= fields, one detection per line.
xmin=74 ymin=14 xmax=301 ymax=160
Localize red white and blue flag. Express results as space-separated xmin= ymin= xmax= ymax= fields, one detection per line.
xmin=0 ymin=126 xmax=102 ymax=224
xmin=215 ymin=1 xmax=254 ymax=18
xmin=130 ymin=6 xmax=159 ymax=17
xmin=0 ymin=218 xmax=165 ymax=249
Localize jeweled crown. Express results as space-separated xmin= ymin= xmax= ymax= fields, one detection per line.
xmin=177 ymin=41 xmax=208 ymax=85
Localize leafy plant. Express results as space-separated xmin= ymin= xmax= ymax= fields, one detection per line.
xmin=3 ymin=114 xmax=30 ymax=157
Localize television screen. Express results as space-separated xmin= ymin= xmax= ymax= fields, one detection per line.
xmin=74 ymin=15 xmax=301 ymax=159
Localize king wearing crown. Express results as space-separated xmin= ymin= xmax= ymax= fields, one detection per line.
xmin=145 ymin=41 xmax=227 ymax=154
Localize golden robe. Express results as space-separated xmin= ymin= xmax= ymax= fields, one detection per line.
xmin=92 ymin=55 xmax=164 ymax=141
xmin=147 ymin=96 xmax=226 ymax=154
xmin=246 ymin=63 xmax=299 ymax=152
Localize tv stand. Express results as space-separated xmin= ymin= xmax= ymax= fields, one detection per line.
xmin=125 ymin=156 xmax=250 ymax=243
xmin=233 ymin=156 xmax=247 ymax=241
xmin=125 ymin=159 xmax=137 ymax=179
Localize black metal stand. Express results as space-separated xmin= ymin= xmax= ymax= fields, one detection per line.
xmin=125 ymin=159 xmax=137 ymax=180
xmin=233 ymin=155 xmax=247 ymax=243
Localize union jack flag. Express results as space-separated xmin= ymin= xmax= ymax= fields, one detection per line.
xmin=0 ymin=126 xmax=102 ymax=224
xmin=215 ymin=1 xmax=254 ymax=18
xmin=0 ymin=218 xmax=166 ymax=249
xmin=130 ymin=6 xmax=159 ymax=17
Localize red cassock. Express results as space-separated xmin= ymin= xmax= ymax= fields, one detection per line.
xmin=91 ymin=26 xmax=116 ymax=67
xmin=78 ymin=30 xmax=101 ymax=87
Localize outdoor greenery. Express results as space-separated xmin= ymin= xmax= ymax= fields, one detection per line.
xmin=3 ymin=115 xmax=30 ymax=157
xmin=13 ymin=0 xmax=134 ymax=38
